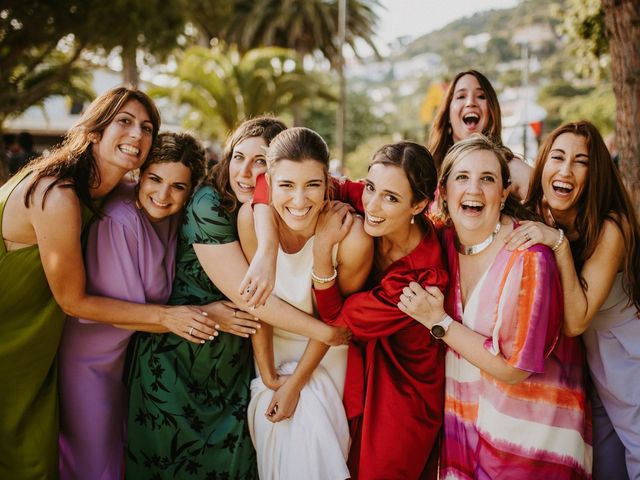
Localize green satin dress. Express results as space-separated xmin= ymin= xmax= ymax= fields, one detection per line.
xmin=0 ymin=171 xmax=92 ymax=479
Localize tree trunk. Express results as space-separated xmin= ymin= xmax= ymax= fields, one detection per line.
xmin=602 ymin=0 xmax=640 ymax=216
xmin=122 ymin=44 xmax=140 ymax=89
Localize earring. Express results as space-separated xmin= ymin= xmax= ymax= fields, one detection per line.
xmin=443 ymin=199 xmax=447 ymax=209
xmin=500 ymin=201 xmax=505 ymax=211
xmin=410 ymin=215 xmax=415 ymax=225
xmin=447 ymin=125 xmax=452 ymax=135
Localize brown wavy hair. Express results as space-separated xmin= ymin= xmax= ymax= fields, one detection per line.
xmin=140 ymin=131 xmax=206 ymax=188
xmin=210 ymin=116 xmax=287 ymax=213
xmin=428 ymin=70 xmax=502 ymax=170
xmin=435 ymin=134 xmax=538 ymax=225
xmin=368 ymin=141 xmax=437 ymax=231
xmin=24 ymin=87 xmax=160 ymax=217
xmin=525 ymin=121 xmax=640 ymax=311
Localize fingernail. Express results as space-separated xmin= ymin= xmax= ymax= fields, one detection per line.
xmin=209 ymin=335 xmax=214 ymax=340
xmin=202 ymin=311 xmax=208 ymax=316
xmin=251 ymin=330 xmax=257 ymax=334
xmin=256 ymin=322 xmax=261 ymax=326
xmin=200 ymin=340 xmax=205 ymax=344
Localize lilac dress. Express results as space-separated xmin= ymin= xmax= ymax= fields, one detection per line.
xmin=58 ymin=181 xmax=180 ymax=480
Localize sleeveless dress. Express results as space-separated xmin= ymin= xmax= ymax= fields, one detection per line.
xmin=126 ymin=185 xmax=257 ymax=479
xmin=58 ymin=181 xmax=179 ymax=480
xmin=0 ymin=170 xmax=92 ymax=479
xmin=582 ymin=272 xmax=640 ymax=479
xmin=247 ymin=236 xmax=350 ymax=480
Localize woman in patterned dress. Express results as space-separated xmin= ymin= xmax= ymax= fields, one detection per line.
xmin=126 ymin=118 xmax=350 ymax=479
xmin=400 ymin=134 xmax=591 ymax=479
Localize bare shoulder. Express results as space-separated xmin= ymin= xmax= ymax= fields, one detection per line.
xmin=339 ymin=214 xmax=372 ymax=258
xmin=598 ymin=217 xmax=625 ymax=249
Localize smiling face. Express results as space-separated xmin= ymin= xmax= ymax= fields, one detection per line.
xmin=92 ymin=99 xmax=154 ymax=175
xmin=449 ymin=74 xmax=490 ymax=142
xmin=362 ymin=163 xmax=424 ymax=237
xmin=269 ymin=159 xmax=326 ymax=235
xmin=541 ymin=132 xmax=589 ymax=222
xmin=228 ymin=136 xmax=268 ymax=204
xmin=137 ymin=161 xmax=192 ymax=222
xmin=444 ymin=149 xmax=508 ymax=241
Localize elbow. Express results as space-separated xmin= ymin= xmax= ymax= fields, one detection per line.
xmin=496 ymin=367 xmax=530 ymax=385
xmin=563 ymin=322 xmax=587 ymax=337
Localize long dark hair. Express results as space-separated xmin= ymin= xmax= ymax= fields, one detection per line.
xmin=24 ymin=87 xmax=160 ymax=217
xmin=429 ymin=70 xmax=502 ymax=170
xmin=211 ymin=116 xmax=287 ymax=213
xmin=525 ymin=121 xmax=640 ymax=311
xmin=368 ymin=141 xmax=437 ymax=231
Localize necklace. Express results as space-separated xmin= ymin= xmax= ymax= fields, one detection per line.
xmin=455 ymin=221 xmax=501 ymax=255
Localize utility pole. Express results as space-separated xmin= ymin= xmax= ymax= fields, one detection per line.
xmin=335 ymin=0 xmax=347 ymax=174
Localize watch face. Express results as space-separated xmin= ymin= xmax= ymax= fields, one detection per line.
xmin=431 ymin=325 xmax=446 ymax=338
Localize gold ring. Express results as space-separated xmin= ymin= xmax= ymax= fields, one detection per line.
xmin=189 ymin=326 xmax=194 ymax=336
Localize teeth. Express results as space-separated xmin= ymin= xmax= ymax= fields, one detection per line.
xmin=120 ymin=145 xmax=140 ymax=155
xmin=552 ymin=181 xmax=573 ymax=191
xmin=463 ymin=113 xmax=480 ymax=125
xmin=151 ymin=198 xmax=169 ymax=207
xmin=237 ymin=182 xmax=253 ymax=190
xmin=462 ymin=201 xmax=483 ymax=208
xmin=366 ymin=213 xmax=384 ymax=223
xmin=286 ymin=207 xmax=311 ymax=217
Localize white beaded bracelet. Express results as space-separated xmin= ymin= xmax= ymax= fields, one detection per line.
xmin=311 ymin=267 xmax=338 ymax=284
xmin=552 ymin=228 xmax=564 ymax=252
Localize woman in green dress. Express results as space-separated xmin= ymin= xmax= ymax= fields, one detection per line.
xmin=0 ymin=87 xmax=218 ymax=480
xmin=126 ymin=117 xmax=350 ymax=479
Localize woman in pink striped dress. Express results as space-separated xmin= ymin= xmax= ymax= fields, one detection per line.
xmin=400 ymin=134 xmax=591 ymax=479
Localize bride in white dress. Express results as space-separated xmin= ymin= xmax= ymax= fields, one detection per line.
xmin=238 ymin=127 xmax=373 ymax=480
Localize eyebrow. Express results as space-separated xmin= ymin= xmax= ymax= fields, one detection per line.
xmin=453 ymin=169 xmax=498 ymax=176
xmin=366 ymin=180 xmax=402 ymax=198
xmin=148 ymin=172 xmax=188 ymax=186
xmin=550 ymin=148 xmax=589 ymax=158
xmin=119 ymin=110 xmax=153 ymax=125
xmin=454 ymin=87 xmax=484 ymax=94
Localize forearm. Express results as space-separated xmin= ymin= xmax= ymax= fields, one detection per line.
xmin=438 ymin=321 xmax=529 ymax=384
xmin=554 ymin=240 xmax=590 ymax=336
xmin=287 ymin=339 xmax=330 ymax=388
xmin=60 ymin=293 xmax=168 ymax=330
xmin=252 ymin=323 xmax=279 ymax=386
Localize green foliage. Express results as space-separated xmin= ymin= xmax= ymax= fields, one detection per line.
xmin=555 ymin=0 xmax=608 ymax=79
xmin=150 ymin=45 xmax=334 ymax=141
xmin=218 ymin=0 xmax=380 ymax=64
xmin=537 ymin=79 xmax=614 ymax=134
xmin=344 ymin=134 xmax=393 ymax=180
xmin=304 ymin=88 xmax=390 ymax=156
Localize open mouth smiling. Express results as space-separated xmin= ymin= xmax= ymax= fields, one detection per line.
xmin=461 ymin=200 xmax=484 ymax=213
xmin=119 ymin=144 xmax=140 ymax=156
xmin=286 ymin=207 xmax=311 ymax=218
xmin=463 ymin=113 xmax=480 ymax=127
xmin=552 ymin=180 xmax=574 ymax=195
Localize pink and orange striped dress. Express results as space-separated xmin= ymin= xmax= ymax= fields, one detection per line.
xmin=440 ymin=226 xmax=592 ymax=479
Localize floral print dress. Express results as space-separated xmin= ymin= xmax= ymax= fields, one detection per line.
xmin=126 ymin=185 xmax=257 ymax=480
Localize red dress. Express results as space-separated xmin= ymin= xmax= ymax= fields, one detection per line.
xmin=254 ymin=174 xmax=448 ymax=479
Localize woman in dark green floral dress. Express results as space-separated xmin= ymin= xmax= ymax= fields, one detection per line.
xmin=126 ymin=117 xmax=347 ymax=479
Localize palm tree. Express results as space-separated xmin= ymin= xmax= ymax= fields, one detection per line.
xmin=149 ymin=45 xmax=334 ymax=140
xmin=214 ymin=0 xmax=380 ymax=66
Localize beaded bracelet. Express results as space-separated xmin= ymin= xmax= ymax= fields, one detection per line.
xmin=311 ymin=267 xmax=338 ymax=284
xmin=552 ymin=228 xmax=564 ymax=252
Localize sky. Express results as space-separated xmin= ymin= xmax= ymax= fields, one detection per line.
xmin=375 ymin=0 xmax=519 ymax=47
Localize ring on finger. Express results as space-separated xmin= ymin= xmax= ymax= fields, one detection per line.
xmin=233 ymin=310 xmax=237 ymax=318
xmin=525 ymin=233 xmax=531 ymax=242
xmin=189 ymin=326 xmax=194 ymax=336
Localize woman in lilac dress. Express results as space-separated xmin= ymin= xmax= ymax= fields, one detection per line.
xmin=58 ymin=132 xmax=206 ymax=480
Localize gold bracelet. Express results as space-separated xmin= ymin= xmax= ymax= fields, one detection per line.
xmin=552 ymin=228 xmax=564 ymax=252
xmin=311 ymin=267 xmax=338 ymax=284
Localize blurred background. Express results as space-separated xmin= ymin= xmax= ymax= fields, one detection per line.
xmin=0 ymin=0 xmax=624 ymax=181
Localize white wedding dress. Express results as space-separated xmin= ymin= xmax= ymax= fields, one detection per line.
xmin=247 ymin=236 xmax=350 ymax=480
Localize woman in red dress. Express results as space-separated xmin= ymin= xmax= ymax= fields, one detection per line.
xmin=312 ymin=142 xmax=448 ymax=479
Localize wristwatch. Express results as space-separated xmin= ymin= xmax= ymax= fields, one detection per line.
xmin=430 ymin=314 xmax=453 ymax=339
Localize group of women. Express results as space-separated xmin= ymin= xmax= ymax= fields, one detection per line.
xmin=0 ymin=67 xmax=637 ymax=480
